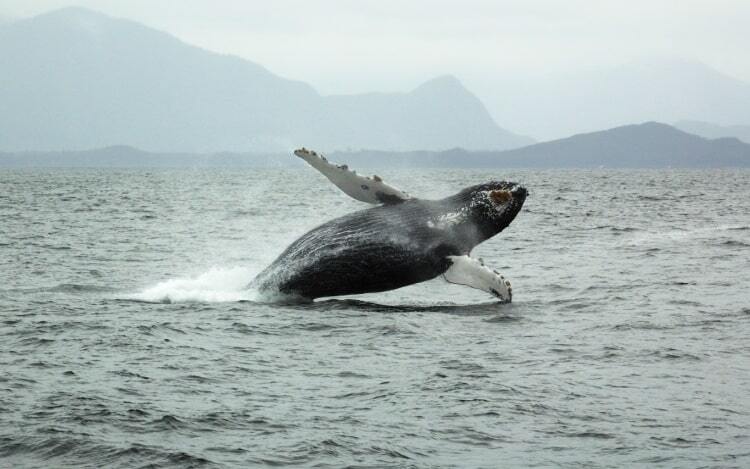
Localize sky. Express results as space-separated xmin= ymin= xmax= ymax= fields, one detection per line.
xmin=2 ymin=1 xmax=750 ymax=138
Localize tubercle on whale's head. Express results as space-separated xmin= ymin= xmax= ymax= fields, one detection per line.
xmin=448 ymin=181 xmax=527 ymax=241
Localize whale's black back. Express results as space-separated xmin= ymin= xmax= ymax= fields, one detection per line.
xmin=252 ymin=199 xmax=467 ymax=299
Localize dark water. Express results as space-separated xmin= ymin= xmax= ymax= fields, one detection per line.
xmin=1 ymin=168 xmax=749 ymax=468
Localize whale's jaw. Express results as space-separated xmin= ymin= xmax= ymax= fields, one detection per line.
xmin=441 ymin=181 xmax=526 ymax=244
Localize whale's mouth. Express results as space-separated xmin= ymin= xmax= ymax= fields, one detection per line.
xmin=510 ymin=185 xmax=527 ymax=204
xmin=508 ymin=185 xmax=527 ymax=212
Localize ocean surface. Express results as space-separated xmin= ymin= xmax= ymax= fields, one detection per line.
xmin=1 ymin=167 xmax=749 ymax=468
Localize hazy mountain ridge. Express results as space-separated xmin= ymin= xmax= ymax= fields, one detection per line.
xmin=0 ymin=7 xmax=532 ymax=153
xmin=3 ymin=122 xmax=748 ymax=168
xmin=674 ymin=120 xmax=750 ymax=144
xmin=331 ymin=122 xmax=750 ymax=168
xmin=485 ymin=122 xmax=750 ymax=167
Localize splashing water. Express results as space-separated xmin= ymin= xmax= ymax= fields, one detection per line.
xmin=130 ymin=266 xmax=260 ymax=303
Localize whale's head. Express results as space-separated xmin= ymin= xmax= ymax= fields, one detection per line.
xmin=445 ymin=181 xmax=527 ymax=244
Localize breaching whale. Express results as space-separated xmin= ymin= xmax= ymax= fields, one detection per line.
xmin=249 ymin=149 xmax=527 ymax=302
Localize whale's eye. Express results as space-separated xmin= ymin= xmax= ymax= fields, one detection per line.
xmin=489 ymin=190 xmax=512 ymax=205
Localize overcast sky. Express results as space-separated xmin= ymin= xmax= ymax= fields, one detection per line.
xmin=3 ymin=1 xmax=749 ymax=91
xmin=3 ymin=1 xmax=750 ymax=138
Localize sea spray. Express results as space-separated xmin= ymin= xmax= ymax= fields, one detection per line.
xmin=131 ymin=266 xmax=260 ymax=303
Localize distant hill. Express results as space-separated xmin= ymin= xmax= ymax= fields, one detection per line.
xmin=3 ymin=122 xmax=749 ymax=168
xmin=333 ymin=122 xmax=750 ymax=168
xmin=480 ymin=122 xmax=750 ymax=167
xmin=486 ymin=122 xmax=750 ymax=167
xmin=0 ymin=7 xmax=532 ymax=153
xmin=674 ymin=121 xmax=750 ymax=144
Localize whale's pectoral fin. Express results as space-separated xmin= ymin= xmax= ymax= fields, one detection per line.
xmin=443 ymin=255 xmax=512 ymax=303
xmin=294 ymin=148 xmax=410 ymax=205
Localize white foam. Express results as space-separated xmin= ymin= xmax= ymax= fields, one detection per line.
xmin=130 ymin=266 xmax=259 ymax=303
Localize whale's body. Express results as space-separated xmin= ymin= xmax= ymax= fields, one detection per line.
xmin=252 ymin=200 xmax=462 ymax=299
xmin=250 ymin=180 xmax=526 ymax=300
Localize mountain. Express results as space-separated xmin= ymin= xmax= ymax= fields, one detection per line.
xmin=487 ymin=122 xmax=750 ymax=167
xmin=480 ymin=59 xmax=750 ymax=141
xmin=330 ymin=122 xmax=750 ymax=168
xmin=315 ymin=75 xmax=533 ymax=151
xmin=5 ymin=122 xmax=747 ymax=168
xmin=674 ymin=120 xmax=750 ymax=144
xmin=0 ymin=7 xmax=532 ymax=153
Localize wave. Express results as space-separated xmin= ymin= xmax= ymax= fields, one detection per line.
xmin=624 ymin=224 xmax=750 ymax=246
xmin=0 ymin=434 xmax=215 ymax=468
xmin=48 ymin=283 xmax=115 ymax=293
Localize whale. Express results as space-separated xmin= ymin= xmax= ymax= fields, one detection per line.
xmin=249 ymin=149 xmax=526 ymax=302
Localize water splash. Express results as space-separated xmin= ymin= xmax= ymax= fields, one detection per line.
xmin=130 ymin=266 xmax=259 ymax=303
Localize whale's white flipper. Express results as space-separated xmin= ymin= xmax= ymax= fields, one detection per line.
xmin=443 ymin=255 xmax=512 ymax=303
xmin=294 ymin=148 xmax=410 ymax=205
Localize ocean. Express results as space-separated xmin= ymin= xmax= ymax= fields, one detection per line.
xmin=1 ymin=168 xmax=749 ymax=468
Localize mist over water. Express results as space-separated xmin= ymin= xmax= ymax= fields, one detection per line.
xmin=1 ymin=168 xmax=749 ymax=467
